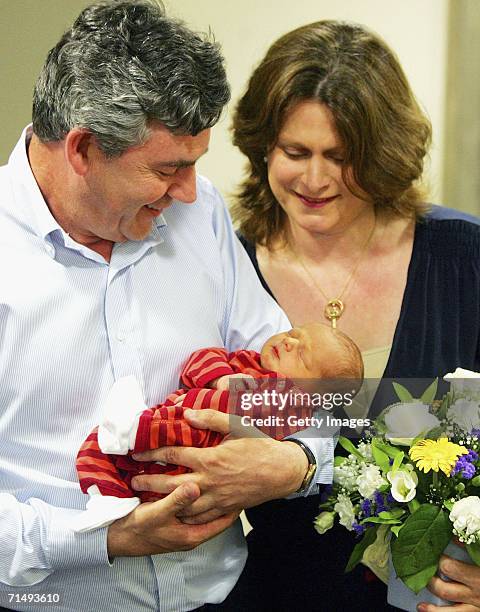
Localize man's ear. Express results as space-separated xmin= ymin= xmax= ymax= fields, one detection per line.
xmin=64 ymin=129 xmax=99 ymax=176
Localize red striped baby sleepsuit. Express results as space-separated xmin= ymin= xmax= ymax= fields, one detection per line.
xmin=76 ymin=347 xmax=309 ymax=502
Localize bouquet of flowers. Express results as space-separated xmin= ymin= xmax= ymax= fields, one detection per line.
xmin=314 ymin=368 xmax=480 ymax=601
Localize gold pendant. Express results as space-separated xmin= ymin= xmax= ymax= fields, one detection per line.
xmin=324 ymin=299 xmax=344 ymax=329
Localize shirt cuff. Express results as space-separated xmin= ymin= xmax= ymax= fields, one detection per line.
xmin=285 ymin=429 xmax=335 ymax=497
xmin=46 ymin=506 xmax=112 ymax=571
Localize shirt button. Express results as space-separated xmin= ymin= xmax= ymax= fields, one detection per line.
xmin=116 ymin=329 xmax=126 ymax=342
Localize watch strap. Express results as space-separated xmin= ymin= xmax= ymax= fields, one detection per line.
xmin=288 ymin=439 xmax=317 ymax=493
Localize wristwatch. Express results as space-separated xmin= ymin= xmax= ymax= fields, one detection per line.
xmin=288 ymin=439 xmax=317 ymax=493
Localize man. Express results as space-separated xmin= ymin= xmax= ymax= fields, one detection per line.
xmin=0 ymin=2 xmax=333 ymax=610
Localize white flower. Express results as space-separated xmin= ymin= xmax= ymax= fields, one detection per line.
xmin=387 ymin=466 xmax=418 ymax=503
xmin=334 ymin=493 xmax=356 ymax=531
xmin=450 ymin=496 xmax=480 ymax=544
xmin=384 ymin=402 xmax=440 ymax=445
xmin=357 ymin=441 xmax=374 ymax=461
xmin=447 ymin=398 xmax=480 ymax=433
xmin=356 ymin=464 xmax=387 ymax=499
xmin=333 ymin=459 xmax=360 ymax=492
xmin=445 ymin=368 xmax=480 ymax=399
xmin=313 ymin=511 xmax=335 ymax=535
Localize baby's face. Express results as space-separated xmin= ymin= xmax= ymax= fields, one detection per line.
xmin=260 ymin=324 xmax=327 ymax=379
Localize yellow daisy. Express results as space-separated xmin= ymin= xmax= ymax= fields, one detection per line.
xmin=409 ymin=438 xmax=468 ymax=475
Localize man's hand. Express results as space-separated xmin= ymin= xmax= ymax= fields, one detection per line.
xmin=417 ymin=554 xmax=480 ymax=612
xmin=130 ymin=409 xmax=308 ymax=524
xmin=107 ymin=482 xmax=238 ymax=557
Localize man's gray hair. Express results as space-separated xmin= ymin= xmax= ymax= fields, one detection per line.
xmin=32 ymin=0 xmax=230 ymax=156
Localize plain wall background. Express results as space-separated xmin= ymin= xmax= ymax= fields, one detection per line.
xmin=1 ymin=0 xmax=448 ymax=204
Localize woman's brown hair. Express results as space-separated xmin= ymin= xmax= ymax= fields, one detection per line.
xmin=231 ymin=20 xmax=432 ymax=247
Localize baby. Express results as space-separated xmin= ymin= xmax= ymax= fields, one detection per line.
xmin=73 ymin=323 xmax=363 ymax=531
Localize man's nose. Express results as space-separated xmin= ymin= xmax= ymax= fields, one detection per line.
xmin=167 ymin=166 xmax=197 ymax=204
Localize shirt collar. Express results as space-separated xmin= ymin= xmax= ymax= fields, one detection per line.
xmin=8 ymin=126 xmax=167 ymax=258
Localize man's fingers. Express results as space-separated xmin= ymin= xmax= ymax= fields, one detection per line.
xmin=183 ymin=408 xmax=267 ymax=439
xmin=150 ymin=482 xmax=200 ymax=518
xmin=192 ymin=511 xmax=240 ymax=538
xmin=132 ymin=445 xmax=199 ymax=466
xmin=179 ymin=508 xmax=226 ymax=524
xmin=174 ymin=493 xmax=225 ymax=518
xmin=183 ymin=408 xmax=232 ymax=434
xmin=131 ymin=472 xmax=196 ymax=494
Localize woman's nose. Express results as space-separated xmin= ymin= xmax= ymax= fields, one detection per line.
xmin=303 ymin=159 xmax=330 ymax=193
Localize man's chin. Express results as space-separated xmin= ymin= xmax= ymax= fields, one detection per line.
xmin=121 ymin=221 xmax=156 ymax=242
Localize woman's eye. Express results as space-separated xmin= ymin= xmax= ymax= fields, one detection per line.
xmin=327 ymin=154 xmax=345 ymax=164
xmin=283 ymin=149 xmax=306 ymax=160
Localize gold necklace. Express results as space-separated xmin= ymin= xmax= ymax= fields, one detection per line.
xmin=292 ymin=218 xmax=377 ymax=329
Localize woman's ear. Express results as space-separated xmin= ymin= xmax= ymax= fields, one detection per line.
xmin=64 ymin=128 xmax=97 ymax=176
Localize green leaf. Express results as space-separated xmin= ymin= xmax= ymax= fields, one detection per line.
xmin=424 ymin=426 xmax=446 ymax=441
xmin=334 ymin=456 xmax=346 ymax=466
xmin=393 ymin=382 xmax=414 ymax=402
xmin=338 ymin=436 xmax=363 ymax=461
xmin=391 ymin=524 xmax=404 ymax=537
xmin=443 ymin=499 xmax=455 ymax=512
xmin=420 ymin=379 xmax=438 ymax=404
xmin=345 ymin=526 xmax=378 ymax=573
xmin=372 ymin=438 xmax=404 ymax=459
xmin=371 ymin=445 xmax=390 ymax=472
xmin=391 ymin=504 xmax=452 ymax=593
xmin=379 ymin=509 xmax=405 ymax=520
xmin=467 ymin=542 xmax=480 ymax=566
xmin=392 ymin=451 xmax=405 ymax=472
xmin=362 ymin=516 xmax=402 ymax=525
xmin=401 ymin=564 xmax=438 ymax=594
xmin=471 ymin=475 xmax=480 ymax=487
xmin=408 ymin=499 xmax=421 ymax=514
xmin=436 ymin=390 xmax=454 ymax=421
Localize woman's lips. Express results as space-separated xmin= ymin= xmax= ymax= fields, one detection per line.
xmin=296 ymin=193 xmax=338 ymax=208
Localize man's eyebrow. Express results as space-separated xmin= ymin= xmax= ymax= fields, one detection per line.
xmin=154 ymin=149 xmax=209 ymax=169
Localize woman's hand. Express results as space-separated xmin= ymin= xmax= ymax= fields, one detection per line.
xmin=417 ymin=554 xmax=480 ymax=611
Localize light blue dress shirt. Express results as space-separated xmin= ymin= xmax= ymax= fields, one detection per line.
xmin=0 ymin=129 xmax=334 ymax=611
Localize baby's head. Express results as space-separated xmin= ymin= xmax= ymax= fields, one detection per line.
xmin=260 ymin=323 xmax=363 ymax=392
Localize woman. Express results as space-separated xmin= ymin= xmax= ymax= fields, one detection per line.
xmin=223 ymin=20 xmax=480 ymax=612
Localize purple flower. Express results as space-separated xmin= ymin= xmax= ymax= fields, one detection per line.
xmin=373 ymin=491 xmax=387 ymax=514
xmin=453 ymin=455 xmax=477 ymax=479
xmin=352 ymin=521 xmax=366 ymax=536
xmin=467 ymin=450 xmax=479 ymax=462
xmin=360 ymin=498 xmax=372 ymax=518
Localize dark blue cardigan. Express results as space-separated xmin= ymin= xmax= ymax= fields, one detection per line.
xmin=222 ymin=207 xmax=480 ymax=612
